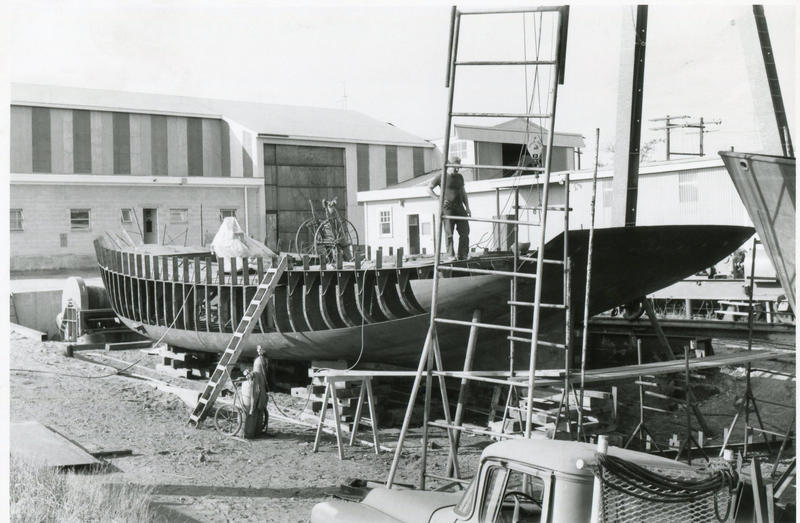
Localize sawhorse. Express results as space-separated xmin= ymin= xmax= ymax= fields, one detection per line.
xmin=312 ymin=375 xmax=380 ymax=460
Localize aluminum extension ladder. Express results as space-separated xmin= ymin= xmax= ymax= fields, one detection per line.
xmin=188 ymin=255 xmax=288 ymax=426
xmin=386 ymin=5 xmax=573 ymax=489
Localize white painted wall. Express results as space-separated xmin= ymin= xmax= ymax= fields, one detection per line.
xmin=360 ymin=160 xmax=755 ymax=257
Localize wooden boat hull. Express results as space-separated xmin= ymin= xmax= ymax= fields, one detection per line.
xmin=719 ymin=151 xmax=796 ymax=310
xmin=95 ymin=224 xmax=753 ymax=369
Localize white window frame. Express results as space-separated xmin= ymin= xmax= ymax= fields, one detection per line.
xmin=10 ymin=209 xmax=23 ymax=231
xmin=120 ymin=208 xmax=133 ymax=224
xmin=70 ymin=209 xmax=91 ymax=231
xmin=219 ymin=208 xmax=237 ymax=222
xmin=379 ymin=209 xmax=393 ymax=237
xmin=170 ymin=208 xmax=189 ymax=224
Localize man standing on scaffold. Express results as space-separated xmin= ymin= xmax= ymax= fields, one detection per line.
xmin=428 ymin=156 xmax=472 ymax=260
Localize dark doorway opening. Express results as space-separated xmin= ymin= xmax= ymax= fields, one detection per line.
xmin=143 ymin=208 xmax=158 ymax=244
xmin=408 ymin=214 xmax=420 ymax=255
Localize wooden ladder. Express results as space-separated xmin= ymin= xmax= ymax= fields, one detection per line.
xmin=188 ymin=255 xmax=288 ymax=426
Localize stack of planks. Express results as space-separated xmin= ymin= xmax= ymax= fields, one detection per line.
xmin=156 ymin=346 xmax=218 ymax=379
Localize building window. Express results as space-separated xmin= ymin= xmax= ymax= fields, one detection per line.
xmin=70 ymin=209 xmax=91 ymax=231
xmin=678 ymin=172 xmax=699 ymax=203
xmin=170 ymin=208 xmax=188 ymax=224
xmin=10 ymin=209 xmax=23 ymax=231
xmin=379 ymin=210 xmax=392 ymax=236
xmin=448 ymin=140 xmax=469 ymax=161
xmin=219 ymin=208 xmax=237 ymax=222
xmin=421 ymin=222 xmax=432 ymax=236
xmin=120 ymin=208 xmax=133 ymax=224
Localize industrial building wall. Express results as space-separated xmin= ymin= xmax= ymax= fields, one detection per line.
xmin=9 ymin=183 xmax=262 ymax=271
xmin=356 ymin=144 xmax=438 ymax=191
xmin=361 ymin=163 xmax=755 ymax=257
xmin=568 ymin=166 xmax=753 ymax=230
xmin=10 ymin=105 xmax=254 ymax=179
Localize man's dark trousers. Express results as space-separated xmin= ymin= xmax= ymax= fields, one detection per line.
xmin=444 ymin=204 xmax=470 ymax=260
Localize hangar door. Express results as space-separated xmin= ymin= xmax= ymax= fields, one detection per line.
xmin=263 ymin=144 xmax=347 ymax=251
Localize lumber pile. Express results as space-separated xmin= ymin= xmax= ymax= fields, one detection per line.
xmin=156 ymin=346 xmax=217 ymax=379
xmin=488 ymin=385 xmax=617 ymax=439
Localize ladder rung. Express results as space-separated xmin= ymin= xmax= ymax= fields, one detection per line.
xmin=441 ymin=215 xmax=539 ymax=227
xmin=438 ymin=266 xmax=537 ymax=279
xmin=450 ymin=112 xmax=551 ymax=119
xmin=518 ymin=256 xmax=563 ymax=265
xmin=435 ymin=317 xmax=533 ymax=334
xmin=508 ymin=300 xmax=566 ymax=309
xmin=506 ymin=335 xmax=567 ymax=349
xmin=455 ymin=59 xmax=557 ymax=66
xmin=518 ymin=205 xmax=572 ymax=212
xmin=458 ymin=6 xmax=566 ymax=14
xmin=446 ymin=163 xmax=546 ymax=173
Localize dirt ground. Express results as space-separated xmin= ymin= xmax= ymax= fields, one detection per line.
xmin=9 ymin=333 xmax=474 ymax=522
xmin=10 ymin=332 xmax=795 ymax=522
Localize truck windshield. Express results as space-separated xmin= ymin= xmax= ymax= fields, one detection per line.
xmin=453 ymin=474 xmax=478 ymax=517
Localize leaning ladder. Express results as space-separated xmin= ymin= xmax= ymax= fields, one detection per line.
xmin=188 ymin=255 xmax=288 ymax=426
xmin=386 ymin=5 xmax=572 ymax=489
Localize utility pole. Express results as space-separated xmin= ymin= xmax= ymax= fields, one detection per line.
xmin=574 ymin=147 xmax=583 ymax=169
xmin=649 ymin=115 xmax=721 ymax=160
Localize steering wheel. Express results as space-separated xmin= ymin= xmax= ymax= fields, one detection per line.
xmin=502 ymin=490 xmax=541 ymax=507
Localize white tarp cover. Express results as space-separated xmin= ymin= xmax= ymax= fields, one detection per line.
xmin=211 ymin=217 xmax=275 ymax=259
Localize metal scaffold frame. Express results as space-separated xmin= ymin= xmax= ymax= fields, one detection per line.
xmin=386 ymin=5 xmax=578 ymax=490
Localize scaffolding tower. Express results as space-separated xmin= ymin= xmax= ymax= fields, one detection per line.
xmin=386 ymin=5 xmax=577 ymax=489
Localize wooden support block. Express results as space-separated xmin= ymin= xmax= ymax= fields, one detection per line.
xmin=105 ymin=340 xmax=153 ymax=351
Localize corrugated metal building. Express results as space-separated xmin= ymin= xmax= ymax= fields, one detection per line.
xmin=432 ymin=118 xmax=586 ymax=182
xmin=9 ymin=84 xmax=439 ymax=270
xmin=358 ymin=158 xmax=753 ymax=257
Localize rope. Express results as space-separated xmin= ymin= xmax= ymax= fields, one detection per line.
xmin=595 ymin=453 xmax=738 ymax=521
xmin=10 ymin=356 xmax=144 ymax=380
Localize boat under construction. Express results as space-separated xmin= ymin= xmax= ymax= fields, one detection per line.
xmin=93 ymin=224 xmax=753 ymax=369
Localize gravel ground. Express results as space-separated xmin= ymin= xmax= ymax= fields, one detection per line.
xmin=10 ymin=332 xmax=795 ymax=521
xmin=9 ymin=333 xmax=468 ymax=522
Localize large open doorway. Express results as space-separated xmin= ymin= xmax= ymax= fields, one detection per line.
xmin=143 ymin=208 xmax=158 ymax=244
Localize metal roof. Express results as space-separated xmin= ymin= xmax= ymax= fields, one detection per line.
xmin=11 ymin=83 xmax=434 ymax=148
xmin=482 ymin=439 xmax=690 ymax=477
xmin=455 ymin=118 xmax=585 ymax=148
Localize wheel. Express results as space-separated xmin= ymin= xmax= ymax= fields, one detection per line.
xmin=294 ymin=218 xmax=319 ymax=256
xmin=214 ymin=404 xmax=244 ymax=436
xmin=314 ymin=218 xmax=359 ymax=264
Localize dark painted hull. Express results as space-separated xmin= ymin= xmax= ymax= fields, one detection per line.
xmin=95 ymin=225 xmax=753 ymax=369
xmin=719 ymin=151 xmax=795 ymax=310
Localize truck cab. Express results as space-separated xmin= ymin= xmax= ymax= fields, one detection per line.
xmin=311 ymin=439 xmax=691 ymax=522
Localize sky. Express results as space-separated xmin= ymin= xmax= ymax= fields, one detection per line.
xmin=4 ymin=1 xmax=797 ymax=166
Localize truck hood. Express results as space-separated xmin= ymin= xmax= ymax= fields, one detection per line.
xmin=311 ymin=487 xmax=461 ymax=523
